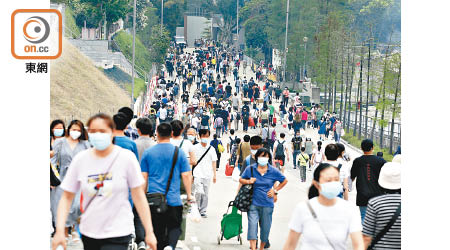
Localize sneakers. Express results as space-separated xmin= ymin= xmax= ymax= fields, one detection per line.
xmin=264 ymin=241 xmax=271 ymax=248
xmin=201 ymin=213 xmax=207 ymax=218
xmin=138 ymin=242 xmax=146 ymax=250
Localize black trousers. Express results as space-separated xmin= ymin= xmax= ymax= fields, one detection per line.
xmin=151 ymin=205 xmax=183 ymax=250
xmin=81 ymin=234 xmax=131 ymax=250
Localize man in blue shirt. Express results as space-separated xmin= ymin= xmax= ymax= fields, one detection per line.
xmin=141 ymin=123 xmax=194 ymax=250
xmin=112 ymin=108 xmax=143 ymax=247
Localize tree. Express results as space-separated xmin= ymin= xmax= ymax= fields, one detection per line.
xmin=148 ymin=25 xmax=170 ymax=65
xmin=81 ymin=0 xmax=131 ymax=39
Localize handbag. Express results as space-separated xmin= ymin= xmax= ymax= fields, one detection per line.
xmin=233 ymin=166 xmax=254 ymax=212
xmin=146 ymin=146 xmax=179 ymax=214
xmin=367 ymin=204 xmax=401 ymax=250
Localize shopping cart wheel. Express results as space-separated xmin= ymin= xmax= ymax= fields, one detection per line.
xmin=217 ymin=235 xmax=221 ymax=245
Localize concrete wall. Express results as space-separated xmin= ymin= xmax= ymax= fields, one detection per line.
xmin=68 ymin=39 xmax=133 ymax=76
xmin=185 ymin=16 xmax=211 ymax=47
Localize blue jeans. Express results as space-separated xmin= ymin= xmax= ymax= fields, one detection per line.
xmin=334 ymin=132 xmax=341 ymax=142
xmin=359 ymin=206 xmax=367 ymax=223
xmin=301 ymin=120 xmax=306 ymax=129
xmin=236 ymin=86 xmax=240 ymax=93
xmin=247 ymin=205 xmax=274 ymax=243
xmin=292 ymin=150 xmax=301 ymax=168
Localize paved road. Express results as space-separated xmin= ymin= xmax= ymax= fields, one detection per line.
xmin=64 ymin=47 xmax=362 ymax=250
xmin=180 ymin=48 xmax=361 ymax=250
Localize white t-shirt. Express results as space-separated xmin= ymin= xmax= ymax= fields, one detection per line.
xmin=192 ymin=143 xmax=217 ymax=179
xmin=288 ymin=197 xmax=362 ymax=250
xmin=191 ymin=116 xmax=200 ymax=129
xmin=159 ymin=108 xmax=167 ymax=120
xmin=192 ymin=98 xmax=199 ymax=107
xmin=170 ymin=138 xmax=194 ymax=160
xmin=60 ymin=146 xmax=144 ymax=239
xmin=324 ymin=160 xmax=350 ymax=188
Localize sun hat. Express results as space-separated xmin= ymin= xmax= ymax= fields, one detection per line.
xmin=378 ymin=162 xmax=401 ymax=190
xmin=392 ymin=154 xmax=401 ymax=164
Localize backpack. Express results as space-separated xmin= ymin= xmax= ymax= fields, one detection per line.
xmin=215 ymin=117 xmax=223 ymax=127
xmin=288 ymin=113 xmax=294 ymax=122
xmin=236 ymin=112 xmax=241 ymax=120
xmin=229 ymin=136 xmax=237 ymax=148
xmin=275 ymin=140 xmax=285 ymax=157
xmin=167 ymin=109 xmax=174 ymax=119
xmin=314 ymin=150 xmax=323 ymax=163
xmin=293 ymin=137 xmax=302 ymax=151
xmin=271 ymin=130 xmax=276 ymax=141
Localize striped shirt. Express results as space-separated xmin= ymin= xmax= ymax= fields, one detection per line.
xmin=362 ymin=194 xmax=401 ymax=250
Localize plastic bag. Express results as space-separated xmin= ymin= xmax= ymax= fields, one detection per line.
xmin=232 ymin=166 xmax=240 ymax=182
xmin=188 ymin=203 xmax=201 ymax=223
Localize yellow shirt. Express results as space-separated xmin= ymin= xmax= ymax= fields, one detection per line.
xmin=297 ymin=152 xmax=309 ymax=166
xmin=212 ymin=58 xmax=216 ymax=65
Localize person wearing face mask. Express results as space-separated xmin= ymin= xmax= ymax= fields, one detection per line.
xmin=240 ymin=148 xmax=288 ymax=250
xmin=50 ymin=119 xmax=66 ymax=151
xmin=240 ymin=136 xmax=263 ymax=175
xmin=186 ymin=128 xmax=198 ymax=145
xmin=282 ymin=163 xmax=364 ymax=250
xmin=50 ymin=120 xmax=90 ymax=243
xmin=192 ymin=129 xmax=217 ymax=218
xmin=52 ymin=113 xmax=157 ymax=250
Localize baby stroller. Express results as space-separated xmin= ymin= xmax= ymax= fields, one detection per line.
xmin=217 ymin=201 xmax=243 ymax=245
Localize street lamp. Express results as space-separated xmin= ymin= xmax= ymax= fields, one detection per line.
xmin=283 ymin=0 xmax=290 ymax=83
xmin=303 ymin=36 xmax=308 ymax=81
xmin=131 ymin=0 xmax=136 ymax=108
xmin=160 ymin=0 xmax=164 ymax=35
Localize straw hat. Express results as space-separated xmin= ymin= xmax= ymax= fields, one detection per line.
xmin=378 ymin=162 xmax=401 ymax=190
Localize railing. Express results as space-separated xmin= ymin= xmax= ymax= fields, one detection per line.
xmin=342 ymin=112 xmax=401 ymax=151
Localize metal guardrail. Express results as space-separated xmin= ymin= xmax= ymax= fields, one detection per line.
xmin=342 ymin=113 xmax=401 ymax=150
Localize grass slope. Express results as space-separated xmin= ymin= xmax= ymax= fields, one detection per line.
xmin=51 ymin=39 xmax=130 ymax=124
xmin=102 ymin=66 xmax=146 ymax=96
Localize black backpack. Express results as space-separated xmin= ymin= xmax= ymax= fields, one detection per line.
xmin=275 ymin=140 xmax=285 ymax=157
xmin=293 ymin=137 xmax=302 ymax=151
xmin=167 ymin=109 xmax=174 ymax=119
xmin=236 ymin=112 xmax=241 ymax=120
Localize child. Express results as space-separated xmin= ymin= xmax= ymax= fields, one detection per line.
xmin=297 ymin=147 xmax=310 ymax=182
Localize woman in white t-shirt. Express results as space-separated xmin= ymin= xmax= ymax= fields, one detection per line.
xmin=52 ymin=113 xmax=157 ymax=250
xmin=283 ymin=163 xmax=364 ymax=250
xmin=310 ymin=141 xmax=325 ymax=171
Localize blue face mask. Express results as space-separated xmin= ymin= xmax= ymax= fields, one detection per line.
xmin=320 ymin=181 xmax=342 ymax=200
xmin=53 ymin=129 xmax=64 ymax=137
xmin=187 ymin=135 xmax=196 ymax=141
xmin=88 ymin=133 xmax=112 ymax=151
xmin=201 ymin=138 xmax=209 ymax=144
xmin=257 ymin=157 xmax=269 ymax=166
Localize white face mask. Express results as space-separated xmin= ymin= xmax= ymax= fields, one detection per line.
xmin=70 ymin=130 xmax=81 ymax=140
xmin=251 ymin=149 xmax=258 ymax=155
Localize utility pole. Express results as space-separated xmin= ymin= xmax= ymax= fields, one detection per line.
xmin=236 ymin=0 xmax=239 ymax=48
xmin=160 ymin=0 xmax=164 ymax=35
xmin=131 ymin=0 xmax=136 ymax=108
xmin=303 ymin=36 xmax=308 ymax=81
xmin=283 ymin=0 xmax=290 ymax=83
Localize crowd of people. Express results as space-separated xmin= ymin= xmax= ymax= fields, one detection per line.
xmin=49 ymin=40 xmax=401 ymax=250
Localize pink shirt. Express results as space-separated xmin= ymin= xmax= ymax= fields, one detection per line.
xmin=301 ymin=111 xmax=308 ymax=121
xmin=60 ymin=146 xmax=144 ymax=239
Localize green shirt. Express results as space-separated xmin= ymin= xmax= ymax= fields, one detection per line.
xmin=269 ymin=105 xmax=275 ymax=115
xmin=316 ymin=109 xmax=324 ymax=120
